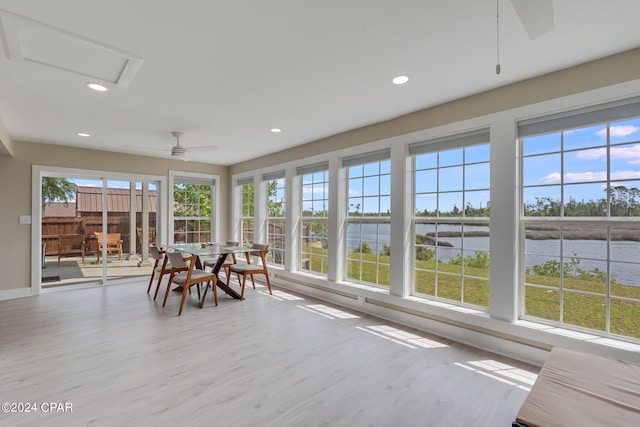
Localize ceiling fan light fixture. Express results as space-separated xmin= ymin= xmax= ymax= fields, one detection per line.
xmin=171 ymin=146 xmax=186 ymax=156
xmin=166 ymin=130 xmax=215 ymax=160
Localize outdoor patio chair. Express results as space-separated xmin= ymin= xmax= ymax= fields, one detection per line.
xmin=57 ymin=234 xmax=86 ymax=267
xmin=162 ymin=252 xmax=217 ymax=316
xmin=94 ymin=231 xmax=123 ymax=263
xmin=228 ymin=243 xmax=272 ymax=299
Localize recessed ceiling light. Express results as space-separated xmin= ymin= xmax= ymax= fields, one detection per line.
xmin=77 ymin=132 xmax=90 ymax=137
xmin=86 ymin=82 xmax=108 ymax=92
xmin=270 ymin=128 xmax=282 ymax=133
xmin=392 ymin=75 xmax=409 ymax=85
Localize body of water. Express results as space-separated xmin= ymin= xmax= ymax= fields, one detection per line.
xmin=347 ymin=223 xmax=640 ymax=286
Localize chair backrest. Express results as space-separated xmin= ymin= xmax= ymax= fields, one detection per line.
xmin=248 ymin=243 xmax=269 ymax=264
xmin=149 ymin=245 xmax=162 ymax=261
xmin=59 ymin=234 xmax=84 ymax=248
xmin=167 ymin=251 xmax=190 ymax=270
xmin=226 ymin=240 xmax=239 ymax=246
xmin=94 ymin=232 xmax=121 ymax=245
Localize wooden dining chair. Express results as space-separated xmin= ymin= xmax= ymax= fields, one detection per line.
xmin=228 ymin=243 xmax=272 ymax=299
xmin=151 ymin=249 xmax=175 ymax=301
xmin=162 ymin=252 xmax=218 ymax=316
xmin=147 ymin=245 xmax=166 ymax=293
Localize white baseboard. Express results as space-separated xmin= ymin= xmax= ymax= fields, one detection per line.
xmin=0 ymin=287 xmax=33 ymax=301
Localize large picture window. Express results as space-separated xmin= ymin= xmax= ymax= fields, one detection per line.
xmin=411 ymin=130 xmax=491 ymax=308
xmin=173 ymin=177 xmax=215 ymax=244
xmin=344 ymin=150 xmax=391 ymax=287
xmin=520 ymin=99 xmax=640 ymax=339
xmin=265 ymin=172 xmax=286 ymax=265
xmin=299 ymin=163 xmax=329 ymax=276
xmin=238 ymin=177 xmax=254 ymax=246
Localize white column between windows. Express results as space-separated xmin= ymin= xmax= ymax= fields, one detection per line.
xmin=389 ymin=143 xmax=410 ymax=297
xmin=489 ymin=117 xmax=519 ymax=322
xmin=327 ymin=157 xmax=344 ymax=283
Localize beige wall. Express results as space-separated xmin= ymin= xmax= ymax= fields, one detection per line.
xmin=231 ymin=47 xmax=640 ymax=174
xmin=0 ymin=141 xmax=229 ymax=291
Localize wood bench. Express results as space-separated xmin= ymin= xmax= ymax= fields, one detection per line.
xmin=94 ymin=232 xmax=123 ymax=263
xmin=57 ymin=234 xmax=86 ymax=267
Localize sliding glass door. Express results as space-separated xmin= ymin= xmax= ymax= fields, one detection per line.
xmin=37 ymin=168 xmax=164 ymax=290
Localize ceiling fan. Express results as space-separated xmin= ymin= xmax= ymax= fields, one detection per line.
xmin=511 ymin=0 xmax=555 ymax=40
xmin=167 ymin=131 xmax=218 ymax=160
xmin=496 ymin=0 xmax=555 ymax=73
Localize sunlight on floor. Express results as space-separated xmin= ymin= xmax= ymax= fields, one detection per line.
xmin=356 ymin=325 xmax=449 ymax=349
xmin=296 ymin=304 xmax=361 ymax=319
xmin=454 ymin=359 xmax=537 ymax=391
xmin=258 ymin=289 xmax=306 ymax=301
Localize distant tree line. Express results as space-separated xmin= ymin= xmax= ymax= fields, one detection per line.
xmin=525 ymin=185 xmax=640 ymax=216
xmin=416 ymin=201 xmax=490 ymax=217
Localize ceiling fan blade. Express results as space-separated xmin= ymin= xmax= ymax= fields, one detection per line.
xmin=511 ymin=0 xmax=554 ymax=40
xmin=185 ymin=145 xmax=219 ymax=152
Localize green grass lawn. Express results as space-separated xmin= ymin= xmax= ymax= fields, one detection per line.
xmin=302 ymin=244 xmax=640 ymax=339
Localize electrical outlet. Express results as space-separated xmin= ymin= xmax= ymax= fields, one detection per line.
xmin=19 ymin=215 xmax=32 ymax=224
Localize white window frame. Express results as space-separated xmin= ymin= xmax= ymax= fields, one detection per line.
xmin=410 ymin=129 xmax=491 ymax=309
xmin=168 ymin=171 xmax=219 ymax=245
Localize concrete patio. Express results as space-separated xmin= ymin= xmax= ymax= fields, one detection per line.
xmin=42 ymin=254 xmax=153 ymax=287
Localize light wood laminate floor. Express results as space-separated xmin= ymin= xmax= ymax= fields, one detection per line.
xmin=0 ymin=279 xmax=538 ymax=427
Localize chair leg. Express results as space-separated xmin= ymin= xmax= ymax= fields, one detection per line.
xmin=177 ymin=285 xmax=189 ymax=316
xmin=153 ymin=272 xmax=166 ymax=300
xmin=240 ymin=274 xmax=247 ymax=300
xmin=250 ymin=275 xmax=256 ymax=289
xmin=211 ymin=279 xmax=218 ymax=306
xmin=196 ymin=283 xmax=201 ymax=299
xmin=162 ymin=274 xmax=175 ymax=307
xmin=147 ymin=269 xmax=156 ymax=293
xmin=264 ymin=272 xmax=273 ymax=295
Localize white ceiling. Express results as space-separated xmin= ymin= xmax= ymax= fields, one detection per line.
xmin=0 ymin=0 xmax=639 ymax=166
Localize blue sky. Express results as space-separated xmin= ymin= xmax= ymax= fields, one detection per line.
xmin=523 ymin=118 xmax=640 ymax=204
xmin=69 ymin=179 xmax=157 ymax=190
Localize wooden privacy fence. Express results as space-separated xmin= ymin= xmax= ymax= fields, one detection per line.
xmin=42 ymin=217 xmax=156 ymax=256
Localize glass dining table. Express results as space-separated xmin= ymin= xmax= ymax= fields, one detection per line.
xmin=168 ymin=242 xmax=254 ymax=307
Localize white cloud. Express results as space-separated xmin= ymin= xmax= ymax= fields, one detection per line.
xmin=541 ymin=172 xmax=562 ymax=184
xmin=612 ymin=125 xmax=639 ymax=138
xmin=611 ymin=171 xmax=640 ymax=180
xmin=576 ymin=144 xmax=640 ymax=163
xmin=576 ymin=147 xmax=606 ymax=160
xmin=596 ymin=125 xmax=640 ymax=138
xmin=541 ymin=170 xmax=640 ymax=184
xmin=564 ymin=171 xmax=607 ymax=183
